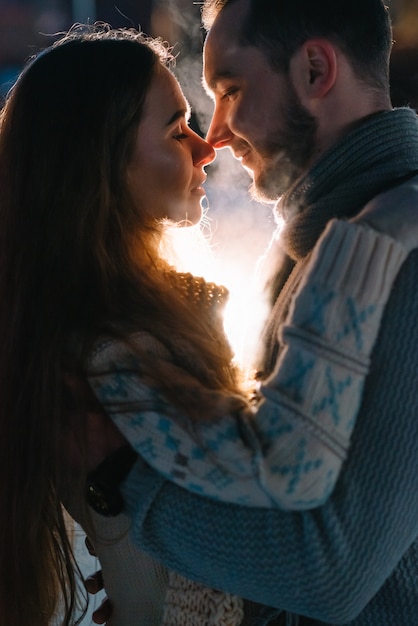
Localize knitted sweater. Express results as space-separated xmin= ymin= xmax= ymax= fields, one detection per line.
xmin=116 ymin=110 xmax=418 ymax=625
xmin=87 ymin=221 xmax=404 ymax=513
xmin=82 ymin=220 xmax=405 ymax=625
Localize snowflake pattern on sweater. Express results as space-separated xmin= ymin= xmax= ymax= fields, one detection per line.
xmin=87 ymin=220 xmax=407 ymax=511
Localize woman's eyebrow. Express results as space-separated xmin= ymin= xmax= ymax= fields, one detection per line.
xmin=166 ymin=106 xmax=191 ymax=127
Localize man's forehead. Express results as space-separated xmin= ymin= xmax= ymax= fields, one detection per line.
xmin=203 ymin=3 xmax=247 ymax=93
xmin=203 ymin=31 xmax=243 ymax=92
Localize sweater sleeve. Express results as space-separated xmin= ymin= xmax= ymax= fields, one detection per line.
xmin=253 ymin=217 xmax=407 ymax=507
xmin=87 ymin=219 xmax=407 ymax=511
xmin=120 ymin=249 xmax=418 ymax=623
xmin=87 ymin=335 xmax=271 ymax=507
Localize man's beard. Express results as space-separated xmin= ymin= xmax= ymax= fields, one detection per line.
xmin=250 ymin=85 xmax=317 ymax=203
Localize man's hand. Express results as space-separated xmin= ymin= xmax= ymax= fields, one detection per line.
xmin=84 ymin=537 xmax=112 ymax=625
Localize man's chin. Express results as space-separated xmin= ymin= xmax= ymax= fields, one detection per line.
xmin=249 ymin=170 xmax=287 ymax=204
xmin=251 ymin=159 xmax=304 ymax=203
xmin=248 ymin=181 xmax=277 ymax=204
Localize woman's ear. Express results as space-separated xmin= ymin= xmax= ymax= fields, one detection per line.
xmin=290 ymin=39 xmax=338 ymax=100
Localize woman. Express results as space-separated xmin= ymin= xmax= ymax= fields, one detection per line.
xmin=0 ymin=24 xmax=409 ymax=626
xmin=0 ymin=24 xmax=227 ymax=625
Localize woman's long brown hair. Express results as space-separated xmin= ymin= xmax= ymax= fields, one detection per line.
xmin=0 ymin=26 xmax=244 ymax=625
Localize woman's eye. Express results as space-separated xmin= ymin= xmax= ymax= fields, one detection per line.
xmin=174 ymin=130 xmax=189 ymax=141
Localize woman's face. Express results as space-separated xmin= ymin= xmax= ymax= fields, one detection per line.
xmin=127 ymin=65 xmax=216 ymax=225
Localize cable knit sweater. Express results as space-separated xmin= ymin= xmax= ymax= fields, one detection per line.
xmin=114 ymin=110 xmax=418 ymax=625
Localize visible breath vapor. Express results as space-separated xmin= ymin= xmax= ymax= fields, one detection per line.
xmin=159 ymin=1 xmax=278 ymax=368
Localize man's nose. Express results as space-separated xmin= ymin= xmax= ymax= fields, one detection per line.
xmin=206 ymin=111 xmax=234 ymax=149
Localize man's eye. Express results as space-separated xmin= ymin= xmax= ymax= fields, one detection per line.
xmin=222 ymin=87 xmax=239 ymax=101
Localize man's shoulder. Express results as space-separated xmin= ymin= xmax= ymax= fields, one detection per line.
xmin=352 ymin=172 xmax=418 ymax=253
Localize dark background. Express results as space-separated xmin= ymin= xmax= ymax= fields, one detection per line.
xmin=1 ymin=0 xmax=418 ymax=109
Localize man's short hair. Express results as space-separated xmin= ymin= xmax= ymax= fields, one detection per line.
xmin=202 ymin=0 xmax=392 ymax=91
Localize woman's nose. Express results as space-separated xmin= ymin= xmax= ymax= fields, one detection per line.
xmin=192 ymin=133 xmax=216 ymax=166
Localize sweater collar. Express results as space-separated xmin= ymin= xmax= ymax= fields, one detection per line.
xmin=276 ymin=108 xmax=418 ymax=260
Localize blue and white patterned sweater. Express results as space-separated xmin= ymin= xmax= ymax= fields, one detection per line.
xmin=87 ymin=219 xmax=407 ymax=512
xmin=117 ymin=216 xmax=418 ymax=626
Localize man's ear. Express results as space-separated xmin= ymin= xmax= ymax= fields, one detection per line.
xmin=290 ymin=39 xmax=337 ymax=99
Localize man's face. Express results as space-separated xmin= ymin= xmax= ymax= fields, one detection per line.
xmin=203 ymin=0 xmax=317 ymax=202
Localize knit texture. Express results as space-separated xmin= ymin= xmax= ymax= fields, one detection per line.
xmin=120 ymin=108 xmax=418 ymax=625
xmin=88 ymin=221 xmax=406 ymax=512
xmin=278 ymin=108 xmax=418 ymax=260
xmin=256 ymin=220 xmax=407 ymax=508
xmin=260 ymin=106 xmax=418 ymax=375
xmin=64 ymin=502 xmax=169 ymax=625
xmin=66 ymin=272 xmax=238 ymax=626
xmin=162 ymin=572 xmax=244 ymax=626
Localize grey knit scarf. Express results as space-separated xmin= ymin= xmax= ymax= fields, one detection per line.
xmin=277 ymin=107 xmax=418 ymax=260
xmin=259 ymin=107 xmax=418 ymax=378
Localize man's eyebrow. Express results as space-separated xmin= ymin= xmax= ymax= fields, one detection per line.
xmin=204 ymin=70 xmax=236 ymax=92
xmin=166 ymin=107 xmax=191 ymax=126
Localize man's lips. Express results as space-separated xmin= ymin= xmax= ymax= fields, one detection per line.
xmin=234 ymin=148 xmax=250 ymax=161
xmin=234 ymin=149 xmax=254 ymax=171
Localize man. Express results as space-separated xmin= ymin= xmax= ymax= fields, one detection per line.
xmin=89 ymin=1 xmax=418 ymax=624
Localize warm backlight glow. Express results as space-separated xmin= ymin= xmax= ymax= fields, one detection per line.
xmin=164 ymin=224 xmax=272 ymax=374
xmin=221 ymin=267 xmax=270 ymax=375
